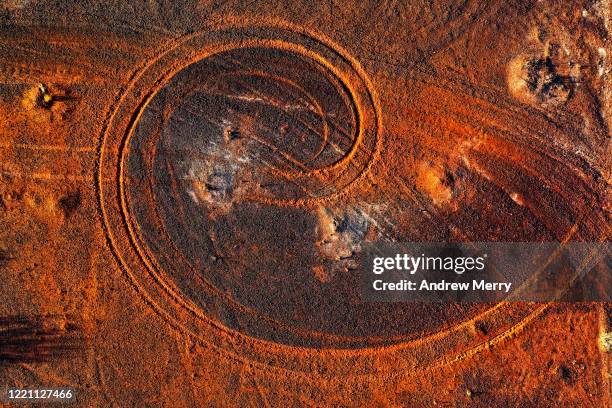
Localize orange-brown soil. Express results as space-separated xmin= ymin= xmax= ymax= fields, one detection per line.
xmin=0 ymin=1 xmax=610 ymax=406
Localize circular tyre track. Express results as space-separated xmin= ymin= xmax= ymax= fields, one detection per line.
xmin=97 ymin=22 xmax=603 ymax=377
